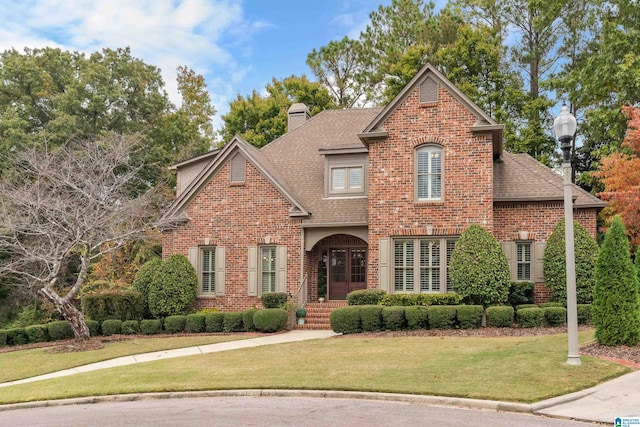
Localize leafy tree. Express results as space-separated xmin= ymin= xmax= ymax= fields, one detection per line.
xmin=220 ymin=75 xmax=335 ymax=147
xmin=543 ymin=219 xmax=599 ymax=304
xmin=0 ymin=135 xmax=174 ymax=340
xmin=449 ymin=225 xmax=511 ymax=325
xmin=148 ymin=254 xmax=197 ymax=318
xmin=592 ymin=216 xmax=640 ymax=346
xmin=595 ymin=106 xmax=640 ymax=247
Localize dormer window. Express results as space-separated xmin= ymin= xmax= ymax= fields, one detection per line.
xmin=415 ymin=145 xmax=443 ymax=201
xmin=321 ymin=149 xmax=368 ymax=198
xmin=331 ymin=166 xmax=363 ymax=192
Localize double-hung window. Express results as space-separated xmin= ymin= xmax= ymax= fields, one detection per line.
xmin=201 ymin=247 xmax=216 ymax=295
xmin=261 ymin=246 xmax=276 ymax=294
xmin=394 ymin=237 xmax=456 ymax=293
xmin=516 ymin=242 xmax=532 ymax=281
xmin=416 ymin=146 xmax=443 ymax=201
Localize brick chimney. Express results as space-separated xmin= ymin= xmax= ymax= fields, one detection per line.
xmin=287 ymin=103 xmax=310 ymax=132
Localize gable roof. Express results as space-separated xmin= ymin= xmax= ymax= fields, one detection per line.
xmin=358 ymin=63 xmax=504 ymax=158
xmin=163 ymin=135 xmax=309 ymax=220
xmin=494 ymin=152 xmax=605 ymax=208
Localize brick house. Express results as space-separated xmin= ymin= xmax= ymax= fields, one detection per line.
xmin=161 ymin=64 xmax=604 ymax=314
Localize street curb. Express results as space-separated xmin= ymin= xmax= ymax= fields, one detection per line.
xmin=531 ymin=389 xmax=596 ymax=412
xmin=0 ymin=389 xmax=533 ymax=414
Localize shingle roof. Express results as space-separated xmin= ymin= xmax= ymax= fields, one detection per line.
xmin=261 ymin=107 xmax=383 ymax=224
xmin=494 ymin=152 xmax=605 ymax=208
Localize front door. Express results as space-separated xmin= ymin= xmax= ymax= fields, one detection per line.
xmin=329 ymin=248 xmax=367 ymax=300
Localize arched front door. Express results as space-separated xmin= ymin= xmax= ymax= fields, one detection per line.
xmin=329 ymin=247 xmax=367 ymax=300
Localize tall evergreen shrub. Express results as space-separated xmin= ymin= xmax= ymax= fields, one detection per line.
xmin=132 ymin=257 xmax=162 ymax=318
xmin=543 ymin=219 xmax=599 ymax=304
xmin=593 ymin=216 xmax=640 ymax=346
xmin=148 ymin=254 xmax=197 ymax=318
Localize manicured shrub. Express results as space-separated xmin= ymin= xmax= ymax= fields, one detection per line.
xmin=543 ymin=219 xmax=599 ymax=304
xmin=347 ymin=289 xmax=386 ymax=305
xmin=164 ymin=315 xmax=187 ymax=333
xmin=380 ymin=293 xmax=461 ymax=306
xmin=0 ymin=330 xmax=6 ymax=346
xmin=260 ymin=292 xmax=288 ymax=309
xmin=205 ymin=312 xmax=225 ymax=332
xmin=223 ymin=312 xmax=244 ymax=332
xmin=543 ymin=307 xmax=567 ymax=326
xmin=517 ymin=307 xmax=543 ymax=328
xmin=405 ymin=306 xmax=428 ymax=330
xmin=577 ymin=304 xmax=591 ymax=325
xmin=80 ymin=289 xmax=145 ymax=322
xmin=593 ymin=216 xmax=640 ymax=346
xmin=456 ymin=305 xmax=483 ymax=329
xmin=6 ymin=328 xmax=28 ymax=345
xmin=148 ymin=254 xmax=198 ymax=318
xmin=252 ymin=309 xmax=288 ymax=332
xmin=508 ymin=282 xmax=534 ymax=306
xmin=359 ymin=305 xmax=383 ymax=332
xmin=101 ymin=319 xmax=123 ymax=336
xmin=427 ymin=306 xmax=457 ymax=329
xmin=25 ymin=325 xmax=48 ymax=343
xmin=140 ymin=319 xmax=162 ymax=335
xmin=86 ymin=320 xmax=101 ymax=337
xmin=121 ymin=320 xmax=140 ymax=335
xmin=485 ymin=306 xmax=514 ymax=328
xmin=185 ymin=314 xmax=205 ymax=333
xmin=132 ymin=257 xmax=162 ymax=318
xmin=382 ymin=306 xmax=405 ymax=331
xmin=242 ymin=308 xmax=259 ymax=332
xmin=540 ymin=302 xmax=564 ymax=308
xmin=516 ymin=304 xmax=539 ymax=312
xmin=449 ymin=225 xmax=510 ymax=312
xmin=329 ymin=306 xmax=361 ymax=334
xmin=47 ymin=321 xmax=73 ymax=341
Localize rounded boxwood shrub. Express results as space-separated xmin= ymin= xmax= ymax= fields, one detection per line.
xmin=252 ymin=309 xmax=288 ymax=332
xmin=121 ymin=320 xmax=140 ymax=335
xmin=577 ymin=304 xmax=591 ymax=325
xmin=164 ymin=315 xmax=187 ymax=333
xmin=449 ymin=225 xmax=510 ymax=310
xmin=80 ymin=288 xmax=144 ymax=322
xmin=260 ymin=292 xmax=287 ymax=309
xmin=242 ymin=308 xmax=259 ymax=332
xmin=25 ymin=324 xmax=48 ymax=343
xmin=359 ymin=305 xmax=383 ymax=332
xmin=148 ymin=254 xmax=198 ymax=318
xmin=456 ymin=305 xmax=483 ymax=329
xmin=132 ymin=257 xmax=162 ymax=318
xmin=86 ymin=320 xmax=101 ymax=337
xmin=485 ymin=306 xmax=514 ymax=327
xmin=508 ymin=282 xmax=534 ymax=306
xmin=516 ymin=304 xmax=539 ymax=312
xmin=329 ymin=306 xmax=361 ymax=334
xmin=47 ymin=321 xmax=74 ymax=341
xmin=543 ymin=219 xmax=599 ymax=304
xmin=593 ymin=216 xmax=640 ymax=346
xmin=427 ymin=306 xmax=457 ymax=329
xmin=222 ymin=312 xmax=244 ymax=332
xmin=6 ymin=328 xmax=29 ymax=345
xmin=185 ymin=314 xmax=205 ymax=333
xmin=102 ymin=319 xmax=123 ymax=336
xmin=347 ymin=289 xmax=386 ymax=306
xmin=140 ymin=319 xmax=162 ymax=335
xmin=543 ymin=307 xmax=567 ymax=326
xmin=382 ymin=306 xmax=405 ymax=331
xmin=405 ymin=305 xmax=428 ymax=330
xmin=517 ymin=307 xmax=543 ymax=328
xmin=205 ymin=312 xmax=225 ymax=332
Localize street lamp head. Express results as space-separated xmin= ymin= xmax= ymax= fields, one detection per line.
xmin=554 ymin=105 xmax=577 ymax=163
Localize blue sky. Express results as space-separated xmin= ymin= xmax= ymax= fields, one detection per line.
xmin=0 ymin=0 xmax=420 ymax=130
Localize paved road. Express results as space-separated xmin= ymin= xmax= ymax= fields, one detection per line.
xmin=0 ymin=396 xmax=598 ymax=426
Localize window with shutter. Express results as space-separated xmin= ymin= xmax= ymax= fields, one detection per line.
xmin=260 ymin=246 xmax=276 ymax=294
xmin=200 ymin=247 xmax=216 ymax=295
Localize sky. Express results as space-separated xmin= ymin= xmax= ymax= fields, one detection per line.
xmin=0 ymin=0 xmax=411 ymax=131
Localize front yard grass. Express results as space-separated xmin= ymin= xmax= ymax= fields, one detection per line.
xmin=0 ymin=330 xmax=628 ymax=404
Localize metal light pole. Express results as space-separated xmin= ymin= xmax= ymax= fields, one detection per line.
xmin=553 ymin=105 xmax=581 ymax=366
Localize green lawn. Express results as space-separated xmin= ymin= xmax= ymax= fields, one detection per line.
xmin=0 ymin=330 xmax=628 ymax=404
xmin=0 ymin=335 xmax=256 ymax=383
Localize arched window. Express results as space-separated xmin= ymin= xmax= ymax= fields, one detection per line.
xmin=415 ymin=145 xmax=443 ymax=201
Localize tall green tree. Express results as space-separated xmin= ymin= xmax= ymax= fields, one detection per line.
xmin=220 ymin=75 xmax=335 ymax=147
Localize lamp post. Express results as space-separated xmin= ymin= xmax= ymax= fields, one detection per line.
xmin=553 ymin=105 xmax=581 ymax=366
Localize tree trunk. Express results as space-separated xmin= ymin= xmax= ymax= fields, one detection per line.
xmin=40 ymin=288 xmax=91 ymax=341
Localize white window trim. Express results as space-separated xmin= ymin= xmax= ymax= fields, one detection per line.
xmin=415 ymin=145 xmax=443 ymax=202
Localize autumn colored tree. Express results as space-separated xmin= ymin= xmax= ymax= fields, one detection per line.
xmin=595 ymin=106 xmax=640 ymax=247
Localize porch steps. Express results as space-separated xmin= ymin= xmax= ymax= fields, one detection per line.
xmin=296 ymin=301 xmax=347 ymax=330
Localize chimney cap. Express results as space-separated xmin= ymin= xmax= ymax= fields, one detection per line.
xmin=288 ymin=103 xmax=309 ymax=113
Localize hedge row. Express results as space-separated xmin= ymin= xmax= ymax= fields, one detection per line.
xmin=0 ymin=308 xmax=290 ymax=347
xmin=330 ymin=304 xmax=592 ymax=334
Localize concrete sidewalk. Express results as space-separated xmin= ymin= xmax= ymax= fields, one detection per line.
xmin=0 ymin=329 xmax=639 ymax=424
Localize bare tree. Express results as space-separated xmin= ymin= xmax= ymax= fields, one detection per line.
xmin=0 ymin=134 xmax=175 ymax=341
